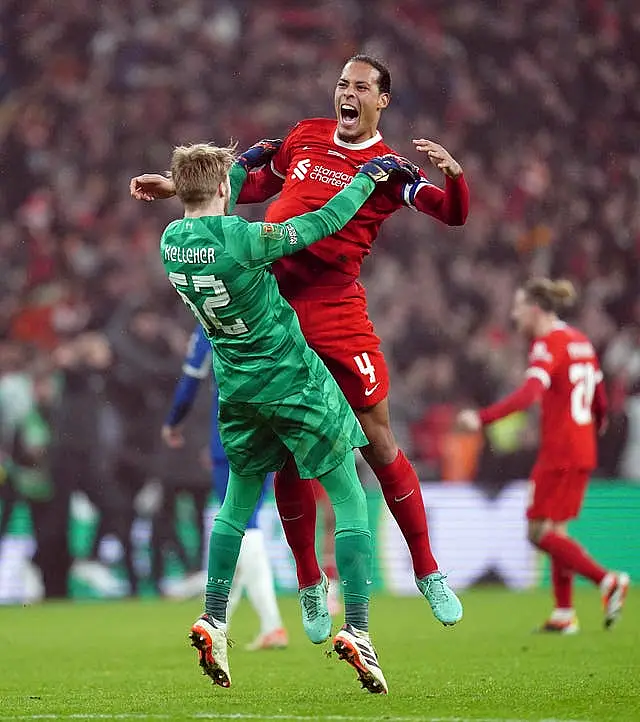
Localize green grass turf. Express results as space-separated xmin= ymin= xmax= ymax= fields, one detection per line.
xmin=0 ymin=588 xmax=637 ymax=722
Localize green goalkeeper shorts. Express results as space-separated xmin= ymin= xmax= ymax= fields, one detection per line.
xmin=218 ymin=365 xmax=367 ymax=479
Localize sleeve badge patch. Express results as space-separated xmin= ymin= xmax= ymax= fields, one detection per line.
xmin=260 ymin=223 xmax=285 ymax=240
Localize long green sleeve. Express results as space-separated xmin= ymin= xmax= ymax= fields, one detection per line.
xmin=228 ymin=163 xmax=248 ymax=213
xmin=229 ymin=173 xmax=375 ymax=268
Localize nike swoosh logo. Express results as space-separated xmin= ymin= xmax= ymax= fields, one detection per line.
xmin=281 ymin=513 xmax=304 ymax=522
xmin=394 ymin=489 xmax=415 ymax=503
xmin=364 ymin=383 xmax=381 ymax=397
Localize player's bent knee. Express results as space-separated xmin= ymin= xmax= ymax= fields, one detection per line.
xmin=355 ymin=399 xmax=399 ymax=465
xmin=322 ymin=471 xmax=369 ymax=532
xmin=335 ymin=527 xmax=371 ymax=539
xmin=213 ymin=515 xmax=246 ymax=537
xmin=527 ymin=522 xmax=539 ymax=545
xmin=358 ymin=421 xmax=397 ymax=464
xmin=360 ymin=437 xmax=398 ymax=467
xmin=329 ymin=479 xmax=368 ymax=520
xmin=527 ymin=520 xmax=547 ymax=546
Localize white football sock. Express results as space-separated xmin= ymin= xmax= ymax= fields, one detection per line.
xmin=550 ymin=608 xmax=575 ymax=621
xmin=599 ymin=572 xmax=615 ymax=593
xmin=242 ymin=528 xmax=283 ymax=634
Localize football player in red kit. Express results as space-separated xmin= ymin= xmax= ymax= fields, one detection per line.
xmin=457 ymin=279 xmax=629 ymax=633
xmin=131 ymin=54 xmax=468 ymax=639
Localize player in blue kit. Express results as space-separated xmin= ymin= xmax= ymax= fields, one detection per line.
xmin=162 ymin=324 xmax=287 ymax=651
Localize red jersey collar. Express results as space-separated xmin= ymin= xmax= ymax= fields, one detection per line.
xmin=333 ymin=128 xmax=383 ymax=150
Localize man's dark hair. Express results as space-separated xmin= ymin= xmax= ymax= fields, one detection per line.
xmin=346 ymin=54 xmax=391 ymax=95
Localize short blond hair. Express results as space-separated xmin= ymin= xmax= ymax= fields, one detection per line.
xmin=170 ymin=142 xmax=237 ymax=206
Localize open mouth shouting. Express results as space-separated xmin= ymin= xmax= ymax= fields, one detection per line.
xmin=339 ymin=103 xmax=360 ymax=130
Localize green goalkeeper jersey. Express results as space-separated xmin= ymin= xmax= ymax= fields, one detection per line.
xmin=160 ymin=165 xmax=375 ymax=403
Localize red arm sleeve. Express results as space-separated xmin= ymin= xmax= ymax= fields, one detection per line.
xmin=478 ymin=376 xmax=545 ymax=425
xmin=236 ymin=164 xmax=284 ymax=204
xmin=592 ymin=379 xmax=608 ymax=432
xmin=237 ymin=122 xmax=298 ymax=204
xmin=412 ymin=174 xmax=469 ymax=225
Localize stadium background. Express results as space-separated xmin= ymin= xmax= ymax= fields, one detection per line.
xmin=0 ymin=0 xmax=639 ymax=602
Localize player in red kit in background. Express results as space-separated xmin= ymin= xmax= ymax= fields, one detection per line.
xmin=131 ymin=55 xmax=468 ymax=638
xmin=457 ymin=279 xmax=630 ymax=634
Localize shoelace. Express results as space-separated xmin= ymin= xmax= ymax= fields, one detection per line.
xmin=359 ymin=637 xmax=381 ymax=663
xmin=426 ymin=574 xmax=450 ymax=605
xmin=301 ymin=589 xmax=321 ymax=621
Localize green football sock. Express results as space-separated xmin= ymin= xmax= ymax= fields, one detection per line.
xmin=205 ymin=523 xmax=243 ymax=623
xmin=317 ymin=453 xmax=372 ymax=631
xmin=336 ymin=530 xmax=371 ymax=631
xmin=204 ymin=469 xmax=265 ymax=622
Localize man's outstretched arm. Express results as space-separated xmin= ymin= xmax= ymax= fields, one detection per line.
xmin=130 ymin=138 xmax=283 ymax=203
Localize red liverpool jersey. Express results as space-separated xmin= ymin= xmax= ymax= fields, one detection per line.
xmin=262 ymin=118 xmax=451 ymax=292
xmin=526 ymin=323 xmax=603 ymax=471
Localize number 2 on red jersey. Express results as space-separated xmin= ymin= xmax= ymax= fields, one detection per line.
xmin=568 ymin=362 xmax=597 ymax=425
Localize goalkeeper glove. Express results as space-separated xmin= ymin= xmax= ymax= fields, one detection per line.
xmin=358 ymin=154 xmax=421 ymax=184
xmin=237 ymin=139 xmax=283 ymax=171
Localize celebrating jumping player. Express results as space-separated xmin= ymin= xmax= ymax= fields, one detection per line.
xmin=131 ymin=54 xmax=468 ymax=639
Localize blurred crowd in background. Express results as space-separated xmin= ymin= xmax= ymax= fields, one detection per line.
xmin=1 ymin=1 xmax=639 ymax=595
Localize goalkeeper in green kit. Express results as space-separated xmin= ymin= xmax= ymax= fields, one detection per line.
xmin=159 ymin=140 xmax=419 ymax=695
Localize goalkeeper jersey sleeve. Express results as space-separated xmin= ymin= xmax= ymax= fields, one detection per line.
xmin=228 ymin=163 xmax=248 ymax=213
xmin=228 ymin=174 xmax=375 ymax=269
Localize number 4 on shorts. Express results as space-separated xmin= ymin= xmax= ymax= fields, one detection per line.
xmin=354 ymin=353 xmax=376 ymax=384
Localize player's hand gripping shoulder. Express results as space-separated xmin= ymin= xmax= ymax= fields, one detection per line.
xmin=237 ymin=138 xmax=283 ymax=171
xmin=358 ymin=154 xmax=421 ymax=184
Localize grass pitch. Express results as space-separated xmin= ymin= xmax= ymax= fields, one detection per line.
xmin=0 ymin=587 xmax=637 ymax=722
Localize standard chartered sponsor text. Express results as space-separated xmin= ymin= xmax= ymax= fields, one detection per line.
xmin=309 ymin=164 xmax=353 ymax=188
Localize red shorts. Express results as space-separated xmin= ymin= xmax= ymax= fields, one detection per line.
xmin=527 ymin=466 xmax=591 ymax=522
xmin=288 ymin=283 xmax=389 ymax=409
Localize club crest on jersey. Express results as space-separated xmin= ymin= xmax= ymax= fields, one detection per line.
xmin=530 ymin=341 xmax=553 ymax=363
xmin=291 ymin=158 xmax=311 ymax=181
xmin=260 ymin=223 xmax=285 ymax=240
